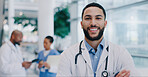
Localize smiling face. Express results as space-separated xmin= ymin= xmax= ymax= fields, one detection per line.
xmin=11 ymin=30 xmax=23 ymax=45
xmin=81 ymin=7 xmax=107 ymax=41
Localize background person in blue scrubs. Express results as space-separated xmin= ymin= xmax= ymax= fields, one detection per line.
xmin=37 ymin=36 xmax=59 ymax=77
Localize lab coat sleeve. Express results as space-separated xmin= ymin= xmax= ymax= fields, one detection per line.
xmin=56 ymin=51 xmax=72 ymax=76
xmin=117 ymin=47 xmax=140 ymax=76
xmin=0 ymin=46 xmax=24 ymax=75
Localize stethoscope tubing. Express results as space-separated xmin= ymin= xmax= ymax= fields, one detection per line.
xmin=75 ymin=40 xmax=109 ymax=77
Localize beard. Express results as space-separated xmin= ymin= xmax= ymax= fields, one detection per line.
xmin=83 ymin=26 xmax=105 ymax=41
xmin=14 ymin=42 xmax=21 ymax=45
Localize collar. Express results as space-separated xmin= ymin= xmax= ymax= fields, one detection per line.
xmin=44 ymin=49 xmax=50 ymax=53
xmin=98 ymin=38 xmax=105 ymax=50
xmin=7 ymin=40 xmax=18 ymax=52
xmin=84 ymin=38 xmax=105 ymax=54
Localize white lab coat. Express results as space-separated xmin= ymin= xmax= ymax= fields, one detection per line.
xmin=57 ymin=40 xmax=139 ymax=77
xmin=0 ymin=41 xmax=26 ymax=77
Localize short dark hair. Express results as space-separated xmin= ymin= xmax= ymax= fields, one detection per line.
xmin=45 ymin=36 xmax=54 ymax=43
xmin=81 ymin=2 xmax=106 ymax=20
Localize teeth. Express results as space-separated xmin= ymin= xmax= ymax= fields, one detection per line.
xmin=90 ymin=29 xmax=97 ymax=31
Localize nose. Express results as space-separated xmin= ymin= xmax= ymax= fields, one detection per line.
xmin=90 ymin=19 xmax=97 ymax=26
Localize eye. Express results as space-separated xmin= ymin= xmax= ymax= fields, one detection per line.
xmin=85 ymin=17 xmax=91 ymax=20
xmin=96 ymin=17 xmax=101 ymax=20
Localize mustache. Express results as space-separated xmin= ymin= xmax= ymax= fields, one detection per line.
xmin=87 ymin=25 xmax=100 ymax=30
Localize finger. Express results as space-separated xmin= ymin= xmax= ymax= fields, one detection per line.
xmin=116 ymin=70 xmax=125 ymax=77
xmin=29 ymin=62 xmax=32 ymax=64
xmin=116 ymin=70 xmax=129 ymax=77
xmin=120 ymin=70 xmax=127 ymax=74
xmin=44 ymin=62 xmax=48 ymax=64
xmin=124 ymin=71 xmax=130 ymax=77
xmin=38 ymin=65 xmax=42 ymax=68
xmin=121 ymin=71 xmax=129 ymax=77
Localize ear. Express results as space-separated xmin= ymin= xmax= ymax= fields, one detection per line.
xmin=104 ymin=20 xmax=107 ymax=27
xmin=81 ymin=21 xmax=83 ymax=28
xmin=12 ymin=35 xmax=15 ymax=39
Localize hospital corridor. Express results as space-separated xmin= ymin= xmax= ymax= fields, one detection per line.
xmin=0 ymin=0 xmax=148 ymax=77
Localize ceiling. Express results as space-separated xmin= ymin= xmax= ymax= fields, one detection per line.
xmin=4 ymin=0 xmax=71 ymax=19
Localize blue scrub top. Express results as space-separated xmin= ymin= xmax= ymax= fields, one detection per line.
xmin=37 ymin=49 xmax=60 ymax=77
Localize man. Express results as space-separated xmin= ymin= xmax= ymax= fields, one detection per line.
xmin=0 ymin=30 xmax=32 ymax=77
xmin=57 ymin=2 xmax=139 ymax=77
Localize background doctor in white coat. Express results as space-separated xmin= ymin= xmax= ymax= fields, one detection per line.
xmin=57 ymin=2 xmax=139 ymax=77
xmin=0 ymin=30 xmax=32 ymax=77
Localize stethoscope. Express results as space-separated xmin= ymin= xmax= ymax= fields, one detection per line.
xmin=75 ymin=40 xmax=109 ymax=77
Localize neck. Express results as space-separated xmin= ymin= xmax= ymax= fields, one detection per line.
xmin=85 ymin=36 xmax=103 ymax=51
xmin=45 ymin=48 xmax=51 ymax=51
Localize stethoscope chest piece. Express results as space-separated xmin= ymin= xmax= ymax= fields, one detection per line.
xmin=102 ymin=70 xmax=108 ymax=77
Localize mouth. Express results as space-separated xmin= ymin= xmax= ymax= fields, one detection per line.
xmin=90 ymin=28 xmax=97 ymax=31
xmin=89 ymin=27 xmax=99 ymax=33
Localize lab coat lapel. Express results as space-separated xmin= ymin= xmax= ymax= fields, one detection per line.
xmin=7 ymin=41 xmax=17 ymax=52
xmin=81 ymin=42 xmax=93 ymax=71
xmin=7 ymin=41 xmax=23 ymax=62
xmin=97 ymin=40 xmax=109 ymax=71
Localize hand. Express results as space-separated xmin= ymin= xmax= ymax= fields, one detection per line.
xmin=38 ymin=60 xmax=44 ymax=68
xmin=116 ymin=70 xmax=130 ymax=77
xmin=44 ymin=62 xmax=50 ymax=69
xmin=22 ymin=61 xmax=32 ymax=69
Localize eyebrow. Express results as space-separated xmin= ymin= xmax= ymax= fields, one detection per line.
xmin=84 ymin=15 xmax=103 ymax=18
xmin=84 ymin=15 xmax=91 ymax=18
xmin=96 ymin=15 xmax=103 ymax=17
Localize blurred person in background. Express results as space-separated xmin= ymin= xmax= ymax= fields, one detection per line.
xmin=57 ymin=2 xmax=139 ymax=77
xmin=37 ymin=36 xmax=60 ymax=77
xmin=0 ymin=30 xmax=32 ymax=77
